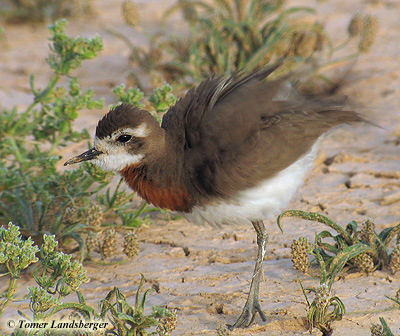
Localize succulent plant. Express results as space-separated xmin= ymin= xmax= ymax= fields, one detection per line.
xmin=291 ymin=237 xmax=313 ymax=273
xmin=278 ymin=211 xmax=400 ymax=273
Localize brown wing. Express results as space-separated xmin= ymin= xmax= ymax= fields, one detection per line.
xmin=161 ymin=64 xmax=364 ymax=200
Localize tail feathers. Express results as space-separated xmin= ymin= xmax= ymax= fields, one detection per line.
xmin=288 ymin=90 xmax=374 ymax=128
xmin=320 ymin=109 xmax=369 ymax=127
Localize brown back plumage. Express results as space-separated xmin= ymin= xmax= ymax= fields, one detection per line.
xmin=161 ymin=63 xmax=365 ymax=201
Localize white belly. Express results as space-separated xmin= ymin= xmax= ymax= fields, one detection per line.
xmin=182 ymin=141 xmax=321 ymax=227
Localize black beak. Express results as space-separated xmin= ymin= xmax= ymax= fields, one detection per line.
xmin=64 ymin=147 xmax=103 ymax=166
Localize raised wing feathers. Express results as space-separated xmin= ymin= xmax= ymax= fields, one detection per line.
xmin=161 ymin=64 xmax=364 ymax=201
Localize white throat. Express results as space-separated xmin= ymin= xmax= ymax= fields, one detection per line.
xmin=92 ymin=137 xmax=144 ymax=172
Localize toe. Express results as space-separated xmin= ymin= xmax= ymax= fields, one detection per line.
xmin=227 ymin=307 xmax=254 ymax=330
xmin=228 ymin=301 xmax=267 ymax=330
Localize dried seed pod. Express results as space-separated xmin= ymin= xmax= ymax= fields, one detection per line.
xmin=359 ymin=15 xmax=379 ymax=53
xmin=290 ymin=237 xmax=312 ymax=273
xmin=353 ymin=252 xmax=375 ymax=274
xmin=169 ymin=36 xmax=191 ymax=62
xmin=359 ymin=219 xmax=376 ymax=247
xmin=101 ymin=228 xmax=117 ymax=259
xmin=87 ymin=203 xmax=103 ymax=229
xmin=291 ymin=31 xmax=319 ymax=58
xmin=179 ymin=0 xmax=197 ymax=22
xmin=348 ymin=12 xmax=364 ymax=37
xmin=122 ymin=0 xmax=140 ymax=28
xmin=149 ymin=71 xmax=165 ymax=88
xmin=273 ymin=39 xmax=290 ymax=58
xmin=156 ymin=309 xmax=178 ymax=336
xmin=389 ymin=244 xmax=400 ymax=274
xmin=370 ymin=323 xmax=385 ymax=336
xmin=123 ymin=230 xmax=140 ymax=258
xmin=86 ymin=232 xmax=99 ymax=254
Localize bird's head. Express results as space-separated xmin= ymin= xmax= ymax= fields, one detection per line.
xmin=64 ymin=104 xmax=163 ymax=171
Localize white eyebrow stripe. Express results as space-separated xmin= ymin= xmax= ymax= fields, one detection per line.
xmin=131 ymin=123 xmax=149 ymax=137
xmin=99 ymin=124 xmax=150 ymax=141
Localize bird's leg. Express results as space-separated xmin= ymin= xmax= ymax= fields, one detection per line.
xmin=228 ymin=220 xmax=268 ymax=330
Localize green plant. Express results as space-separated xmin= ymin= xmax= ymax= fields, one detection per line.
xmin=121 ymin=0 xmax=309 ymax=85
xmin=1 ymin=0 xmax=92 ymax=23
xmin=95 ymin=178 xmax=146 ymax=229
xmin=112 ymin=82 xmax=178 ymax=120
xmin=171 ymin=1 xmax=378 ymax=85
xmin=119 ymin=0 xmax=377 ymax=90
xmin=148 ymin=83 xmax=178 ymax=117
xmin=100 ymin=275 xmax=177 ymax=336
xmin=300 ymin=236 xmax=369 ymax=335
xmin=164 ymin=0 xmax=314 ymax=79
xmin=0 ymin=223 xmax=39 ymax=317
xmin=0 ymin=20 xmax=179 ymax=259
xmin=0 ymin=19 xmax=109 ymax=257
xmin=0 ymin=225 xmax=176 ymax=336
xmin=22 ymin=234 xmax=91 ymax=322
xmin=279 ymin=211 xmax=400 ymax=274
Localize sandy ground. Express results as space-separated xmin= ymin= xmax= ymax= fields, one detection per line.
xmin=1 ymin=0 xmax=400 ymax=335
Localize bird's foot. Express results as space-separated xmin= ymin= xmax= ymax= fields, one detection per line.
xmin=227 ymin=300 xmax=267 ymax=330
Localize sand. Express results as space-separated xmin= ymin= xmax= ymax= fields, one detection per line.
xmin=0 ymin=0 xmax=399 ymax=335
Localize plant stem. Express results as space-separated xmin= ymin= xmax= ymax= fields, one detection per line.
xmin=24 ymin=75 xmax=60 ymax=116
xmin=8 ymin=138 xmax=24 ymax=165
xmin=133 ymin=202 xmax=148 ymax=220
xmin=318 ymin=52 xmax=359 ymax=71
xmin=0 ymin=275 xmax=18 ymax=317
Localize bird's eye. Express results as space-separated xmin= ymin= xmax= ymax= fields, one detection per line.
xmin=116 ymin=134 xmax=132 ymax=143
